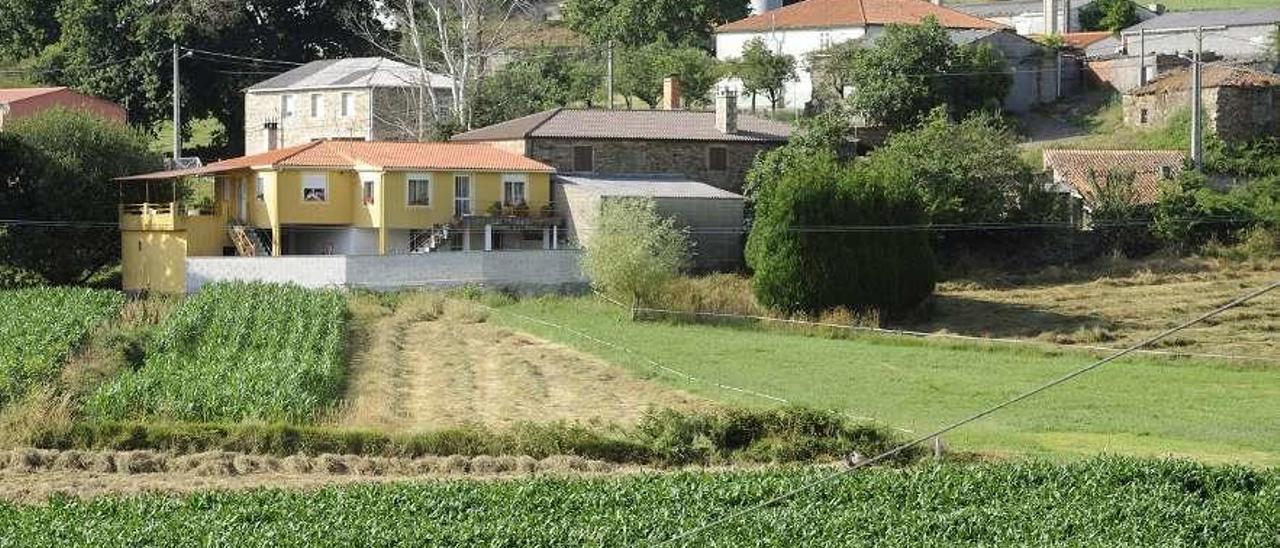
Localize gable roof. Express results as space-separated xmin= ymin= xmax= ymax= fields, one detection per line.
xmin=715 ymin=0 xmax=1005 ymax=32
xmin=957 ymin=0 xmax=1097 ymax=18
xmin=451 ymin=108 xmax=793 ymax=143
xmin=1057 ymin=31 xmax=1115 ymax=50
xmin=0 ymin=87 xmax=68 ymax=104
xmin=246 ymin=57 xmax=453 ymax=92
xmin=118 ymin=140 xmax=552 ymax=181
xmin=1129 ymin=64 xmax=1280 ymax=96
xmin=1126 ymin=7 xmax=1280 ymax=31
xmin=1043 ymin=149 xmax=1186 ymax=205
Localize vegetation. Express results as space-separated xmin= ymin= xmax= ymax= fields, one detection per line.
xmin=562 ymin=0 xmax=748 ymax=49
xmin=833 ymin=18 xmax=1010 ymax=130
xmin=0 ymin=110 xmax=159 ymax=284
xmin=472 ymin=48 xmax=603 ymax=127
xmin=495 ymin=295 xmax=1280 ymax=465
xmin=727 ymin=37 xmax=797 ymax=111
xmin=86 ymin=283 xmax=347 ymax=423
xmin=1079 ymin=0 xmax=1140 ymax=32
xmin=581 ymin=198 xmax=691 ymax=306
xmin=747 ymin=150 xmax=936 ymax=317
xmin=615 ymin=42 xmax=721 ymax=109
xmin=0 ymin=288 xmax=123 ymax=408
xmin=2 ymin=458 xmax=1277 ymax=544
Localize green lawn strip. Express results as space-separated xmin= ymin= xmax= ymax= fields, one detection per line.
xmin=493 ymin=297 xmax=1280 ymax=464
xmin=2 ymin=458 xmax=1276 ymax=545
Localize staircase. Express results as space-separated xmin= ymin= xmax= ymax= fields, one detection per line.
xmin=409 ymin=225 xmax=450 ymax=254
xmin=230 ymin=224 xmax=271 ymax=256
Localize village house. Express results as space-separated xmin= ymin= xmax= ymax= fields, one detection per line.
xmin=1123 ymin=64 xmax=1280 ymax=143
xmin=114 ymin=140 xmax=563 ymax=293
xmin=1043 ymin=148 xmax=1185 ymax=225
xmin=0 ymin=87 xmax=125 ymax=130
xmin=955 ymin=0 xmax=1158 ymax=36
xmin=244 ymin=58 xmax=454 ymax=154
xmin=1086 ymin=8 xmax=1280 ymax=65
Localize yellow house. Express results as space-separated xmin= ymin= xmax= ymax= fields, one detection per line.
xmin=116 ymin=140 xmax=557 ymax=292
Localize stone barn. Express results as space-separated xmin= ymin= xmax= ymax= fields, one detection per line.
xmin=1124 ymin=64 xmax=1280 ymax=143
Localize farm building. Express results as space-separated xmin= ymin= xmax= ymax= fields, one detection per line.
xmin=0 ymin=87 xmax=125 ymax=130
xmin=1043 ymin=149 xmax=1185 ymax=225
xmin=555 ymin=174 xmax=746 ymax=271
xmin=1123 ymin=64 xmax=1280 ymax=143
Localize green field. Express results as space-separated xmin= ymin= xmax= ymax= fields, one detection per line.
xmin=0 ymin=288 xmax=123 ymax=406
xmin=86 ymin=283 xmax=347 ymax=423
xmin=1 ymin=458 xmax=1276 ymax=545
xmin=494 ymin=298 xmax=1280 ymax=465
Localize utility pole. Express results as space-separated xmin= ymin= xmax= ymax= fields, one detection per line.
xmin=172 ymin=43 xmax=181 ymax=168
xmin=1139 ymin=28 xmax=1147 ymax=85
xmin=1191 ymin=26 xmax=1203 ymax=171
xmin=606 ymin=41 xmax=614 ymax=110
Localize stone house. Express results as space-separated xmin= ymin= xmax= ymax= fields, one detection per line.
xmin=243 ymin=58 xmax=454 ymax=154
xmin=1043 ymin=148 xmax=1185 ymax=225
xmin=1123 ymin=64 xmax=1280 ymax=143
xmin=451 ymin=89 xmax=791 ymax=194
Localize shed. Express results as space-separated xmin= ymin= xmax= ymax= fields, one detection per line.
xmin=554 ymin=174 xmax=745 ymax=271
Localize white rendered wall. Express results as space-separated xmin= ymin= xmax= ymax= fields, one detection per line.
xmin=715 ymin=26 xmax=867 ymax=109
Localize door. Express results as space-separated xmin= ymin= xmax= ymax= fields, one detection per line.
xmin=239 ymin=177 xmax=251 ymax=221
xmin=454 ymin=175 xmax=472 ymax=216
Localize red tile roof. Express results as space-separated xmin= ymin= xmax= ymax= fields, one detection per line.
xmin=1129 ymin=64 xmax=1280 ymax=96
xmin=716 ymin=0 xmax=1005 ymax=32
xmin=0 ymin=87 xmax=67 ymax=103
xmin=1043 ymin=149 xmax=1186 ymax=206
xmin=118 ymin=140 xmax=552 ymax=181
xmin=1057 ymin=31 xmax=1114 ymax=49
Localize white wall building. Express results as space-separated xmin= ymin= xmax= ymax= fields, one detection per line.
xmin=955 ymin=0 xmax=1158 ymax=36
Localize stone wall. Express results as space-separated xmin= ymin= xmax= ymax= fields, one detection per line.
xmin=527 ymin=138 xmax=781 ymax=193
xmin=186 ymin=250 xmax=586 ymax=293
xmin=1124 ymin=86 xmax=1280 ymax=143
xmin=244 ymin=89 xmax=372 ymax=154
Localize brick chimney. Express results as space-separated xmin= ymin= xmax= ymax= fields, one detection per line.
xmin=662 ymin=75 xmax=682 ymax=110
xmin=715 ymin=88 xmax=737 ymax=135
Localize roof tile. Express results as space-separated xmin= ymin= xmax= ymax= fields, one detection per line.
xmin=452 ymin=108 xmax=792 ymax=143
xmin=1043 ymin=149 xmax=1186 ymax=205
xmin=716 ymin=0 xmax=1004 ymax=32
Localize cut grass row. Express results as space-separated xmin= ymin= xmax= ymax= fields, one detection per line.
xmin=86 ymin=283 xmax=347 ymax=423
xmin=0 ymin=288 xmax=123 ymax=407
xmin=2 ymin=457 xmax=1276 ymax=545
xmin=492 ymin=297 xmax=1280 ymax=465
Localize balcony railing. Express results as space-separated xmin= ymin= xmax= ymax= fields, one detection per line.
xmin=119 ymin=201 xmax=227 ymax=231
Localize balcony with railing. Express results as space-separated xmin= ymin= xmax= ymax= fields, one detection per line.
xmin=119 ymin=201 xmax=228 ymax=231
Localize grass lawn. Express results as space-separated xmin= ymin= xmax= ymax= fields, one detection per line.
xmin=493 ymin=297 xmax=1280 ymax=466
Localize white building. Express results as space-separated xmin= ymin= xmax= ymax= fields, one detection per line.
xmin=713 ymin=0 xmax=1006 ymax=110
xmin=955 ymin=0 xmax=1158 ymax=36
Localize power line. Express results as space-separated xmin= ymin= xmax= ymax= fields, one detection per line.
xmin=654 ymin=276 xmax=1280 ymax=546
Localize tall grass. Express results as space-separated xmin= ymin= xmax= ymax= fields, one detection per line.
xmin=0 ymin=288 xmax=123 ymax=407
xmin=86 ymin=283 xmax=347 ymax=423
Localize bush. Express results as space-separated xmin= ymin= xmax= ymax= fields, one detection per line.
xmin=747 ymin=151 xmax=936 ymax=317
xmin=580 ymin=198 xmax=691 ymax=306
xmin=1153 ymin=172 xmax=1255 ymax=252
xmin=0 ymin=264 xmax=47 ymax=289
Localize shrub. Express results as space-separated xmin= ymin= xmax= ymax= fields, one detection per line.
xmin=0 ymin=264 xmax=47 ymax=289
xmin=580 ymin=198 xmax=691 ymax=306
xmin=747 ymin=151 xmax=936 ymax=317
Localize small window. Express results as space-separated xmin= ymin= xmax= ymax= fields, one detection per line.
xmin=407 ymin=175 xmax=431 ymax=206
xmin=340 ymin=92 xmax=355 ymax=117
xmin=310 ymin=94 xmax=324 ymax=117
xmin=708 ymin=146 xmax=728 ymax=171
xmin=255 ymin=175 xmax=265 ymax=201
xmin=1160 ymin=165 xmax=1174 ymax=179
xmin=573 ymin=146 xmax=594 ymax=172
xmin=281 ymin=95 xmax=296 ymax=118
xmin=1139 ymin=108 xmax=1149 ymax=124
xmin=362 ymin=179 xmax=375 ymax=205
xmin=503 ymin=177 xmax=527 ymax=206
xmin=302 ymin=172 xmax=328 ymax=203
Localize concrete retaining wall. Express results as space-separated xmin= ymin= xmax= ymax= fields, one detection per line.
xmin=186 ymin=250 xmax=586 ymax=293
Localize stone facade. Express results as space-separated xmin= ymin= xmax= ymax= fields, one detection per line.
xmin=244 ymin=87 xmax=452 ymax=154
xmin=1124 ymin=86 xmax=1280 ymax=143
xmin=524 ymin=137 xmax=781 ymax=193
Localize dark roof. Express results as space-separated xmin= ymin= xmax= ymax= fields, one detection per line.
xmin=1129 ymin=64 xmax=1280 ymax=95
xmin=1126 ymin=8 xmax=1280 ymax=31
xmin=452 ymin=108 xmax=793 ymax=143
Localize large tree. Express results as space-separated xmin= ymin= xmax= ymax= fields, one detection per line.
xmin=728 ymin=37 xmax=796 ymax=112
xmin=563 ymin=0 xmax=748 ymax=49
xmin=841 ymin=18 xmax=1010 ymax=130
xmin=0 ymin=109 xmax=160 ymax=284
xmin=472 ymin=48 xmax=603 ymax=127
xmin=0 ymin=0 xmax=59 ymax=60
xmin=615 ymin=42 xmax=720 ymax=109
xmin=1079 ymin=0 xmax=1139 ymax=33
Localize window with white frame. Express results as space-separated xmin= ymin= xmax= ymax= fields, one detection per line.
xmin=407 ymin=174 xmax=431 ymax=206
xmin=310 ymin=93 xmax=324 ymax=117
xmin=302 ymin=172 xmax=328 ymax=202
xmin=503 ymin=175 xmax=527 ymax=206
xmin=362 ymin=178 xmax=375 ymax=205
xmin=255 ymin=175 xmax=265 ymax=201
xmin=453 ymin=174 xmax=472 ymax=215
xmin=281 ymin=95 xmax=296 ymax=118
xmin=340 ymin=92 xmax=354 ymax=117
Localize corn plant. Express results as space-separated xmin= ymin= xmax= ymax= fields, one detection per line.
xmin=86 ymin=282 xmax=347 ymax=423
xmin=0 ymin=288 xmax=123 ymax=406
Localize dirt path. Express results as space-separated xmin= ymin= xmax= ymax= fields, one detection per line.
xmin=339 ymin=294 xmax=707 ymax=431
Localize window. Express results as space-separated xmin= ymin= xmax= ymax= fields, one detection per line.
xmin=407 ymin=174 xmax=431 ymax=206
xmin=362 ymin=178 xmax=375 ymax=205
xmin=1160 ymin=165 xmax=1174 ymax=179
xmin=503 ymin=176 xmax=527 ymax=206
xmin=340 ymin=92 xmax=355 ymax=117
xmin=310 ymin=93 xmax=324 ymax=117
xmin=573 ymin=146 xmax=594 ymax=172
xmin=281 ymin=95 xmax=296 ymax=118
xmin=819 ymin=32 xmax=832 ymax=48
xmin=302 ymin=172 xmax=328 ymax=202
xmin=1139 ymin=108 xmax=1149 ymax=124
xmin=708 ymin=146 xmax=728 ymax=171
xmin=255 ymin=175 xmax=265 ymax=201
xmin=453 ymin=175 xmax=472 ymax=215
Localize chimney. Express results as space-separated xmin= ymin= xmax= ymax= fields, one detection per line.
xmin=1043 ymin=0 xmax=1058 ymax=34
xmin=715 ymin=88 xmax=738 ymax=135
xmin=264 ymin=120 xmax=280 ymax=151
xmin=662 ymin=75 xmax=682 ymax=110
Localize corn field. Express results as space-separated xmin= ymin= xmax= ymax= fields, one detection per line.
xmin=0 ymin=458 xmax=1276 ymax=545
xmin=0 ymin=288 xmax=123 ymax=407
xmin=86 ymin=282 xmax=346 ymax=423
